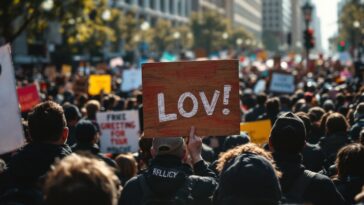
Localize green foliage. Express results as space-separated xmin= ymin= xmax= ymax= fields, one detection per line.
xmin=338 ymin=0 xmax=364 ymax=45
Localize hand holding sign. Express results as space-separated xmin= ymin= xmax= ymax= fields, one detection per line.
xmin=187 ymin=126 xmax=203 ymax=164
xmin=142 ymin=60 xmax=240 ymax=137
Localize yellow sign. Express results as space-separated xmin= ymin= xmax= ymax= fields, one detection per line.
xmin=88 ymin=75 xmax=111 ymax=95
xmin=240 ymin=119 xmax=271 ymax=144
xmin=61 ymin=64 xmax=72 ymax=76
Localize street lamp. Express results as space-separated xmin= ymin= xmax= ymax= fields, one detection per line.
xmin=140 ymin=21 xmax=150 ymax=31
xmin=173 ymin=31 xmax=181 ymax=39
xmin=236 ymin=38 xmax=243 ymax=46
xmin=353 ymin=21 xmax=360 ymax=28
xmin=302 ymin=1 xmax=313 ymax=70
xmin=222 ymin=32 xmax=229 ymax=40
xmin=102 ymin=9 xmax=111 ymax=21
xmin=41 ymin=0 xmax=54 ymax=11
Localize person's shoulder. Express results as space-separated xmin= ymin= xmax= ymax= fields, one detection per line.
xmin=188 ymin=175 xmax=218 ymax=198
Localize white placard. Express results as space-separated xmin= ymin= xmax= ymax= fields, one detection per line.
xmin=121 ymin=68 xmax=142 ymax=92
xmin=269 ymin=73 xmax=295 ymax=93
xmin=0 ymin=44 xmax=24 ymax=154
xmin=254 ymin=79 xmax=266 ymax=94
xmin=96 ymin=110 xmax=140 ymax=153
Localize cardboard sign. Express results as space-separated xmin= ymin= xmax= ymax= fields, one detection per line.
xmin=121 ymin=68 xmax=142 ymax=92
xmin=61 ymin=64 xmax=72 ymax=76
xmin=17 ymin=84 xmax=41 ymax=112
xmin=240 ymin=119 xmax=271 ymax=145
xmin=88 ymin=74 xmax=111 ymax=95
xmin=142 ymin=60 xmax=240 ymax=137
xmin=96 ymin=110 xmax=140 ymax=153
xmin=0 ymin=44 xmax=25 ymax=154
xmin=269 ymin=72 xmax=295 ymax=93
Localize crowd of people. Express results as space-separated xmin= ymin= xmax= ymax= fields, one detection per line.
xmin=0 ymin=54 xmax=364 ymax=205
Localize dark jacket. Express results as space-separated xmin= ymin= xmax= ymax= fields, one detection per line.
xmin=319 ymin=132 xmax=351 ymax=169
xmin=71 ymin=143 xmax=117 ymax=168
xmin=244 ymin=105 xmax=266 ymax=122
xmin=302 ymin=143 xmax=325 ymax=172
xmin=0 ymin=143 xmax=72 ymax=205
xmin=119 ymin=155 xmax=217 ymax=205
xmin=350 ymin=118 xmax=364 ymax=141
xmin=273 ymin=152 xmax=345 ymax=205
xmin=334 ymin=176 xmax=364 ymax=205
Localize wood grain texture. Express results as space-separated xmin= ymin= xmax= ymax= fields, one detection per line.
xmin=142 ymin=60 xmax=240 ymax=137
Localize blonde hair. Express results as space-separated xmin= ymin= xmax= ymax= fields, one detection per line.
xmin=115 ymin=153 xmax=138 ymax=182
xmin=216 ymin=143 xmax=281 ymax=177
xmin=44 ymin=154 xmax=121 ymax=205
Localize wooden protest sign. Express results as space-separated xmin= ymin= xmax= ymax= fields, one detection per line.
xmin=0 ymin=44 xmax=24 ymax=154
xmin=88 ymin=74 xmax=111 ymax=95
xmin=17 ymin=84 xmax=41 ymax=112
xmin=96 ymin=110 xmax=140 ymax=153
xmin=269 ymin=72 xmax=295 ymax=93
xmin=142 ymin=60 xmax=240 ymax=137
xmin=240 ymin=119 xmax=271 ymax=144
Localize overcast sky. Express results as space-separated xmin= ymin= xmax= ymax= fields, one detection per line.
xmin=313 ymin=0 xmax=339 ymax=52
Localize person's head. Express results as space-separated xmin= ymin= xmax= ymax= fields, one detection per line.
xmin=266 ymin=97 xmax=281 ymax=115
xmin=335 ymin=143 xmax=364 ymax=180
xmin=336 ymin=93 xmax=345 ymax=105
xmin=85 ymin=100 xmax=100 ymax=120
xmin=151 ymin=137 xmax=186 ymax=160
xmin=295 ymin=112 xmax=312 ymax=138
xmin=216 ymin=151 xmax=281 ymax=205
xmin=269 ymin=112 xmax=306 ymax=154
xmin=222 ymin=133 xmax=250 ymax=152
xmin=354 ymin=102 xmax=364 ymax=121
xmin=75 ymin=120 xmax=98 ymax=144
xmin=304 ymin=92 xmax=314 ymax=103
xmin=257 ymin=93 xmax=267 ymax=106
xmin=115 ymin=153 xmax=138 ymax=183
xmin=63 ymin=103 xmax=81 ymax=127
xmin=44 ymin=154 xmax=121 ymax=205
xmin=28 ymin=101 xmax=68 ymax=144
xmin=323 ymin=99 xmax=335 ymax=112
xmin=325 ymin=112 xmax=349 ymax=135
xmin=308 ymin=106 xmax=326 ymax=123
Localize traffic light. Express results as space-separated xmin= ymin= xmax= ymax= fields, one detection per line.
xmin=338 ymin=40 xmax=346 ymax=52
xmin=303 ymin=28 xmax=315 ymax=49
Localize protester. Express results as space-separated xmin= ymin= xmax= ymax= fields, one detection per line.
xmin=269 ymin=112 xmax=345 ymax=204
xmin=258 ymin=97 xmax=281 ymax=125
xmin=307 ymin=106 xmax=326 ymax=144
xmin=350 ymin=103 xmax=364 ymax=142
xmin=319 ymin=112 xmax=351 ymax=171
xmin=333 ymin=143 xmax=364 ymax=204
xmin=63 ymin=103 xmax=81 ymax=146
xmin=119 ymin=127 xmax=217 ymax=205
xmin=244 ymin=92 xmax=267 ymax=122
xmin=0 ymin=101 xmax=72 ymax=204
xmin=115 ymin=153 xmax=138 ymax=186
xmin=72 ymin=120 xmax=117 ymax=168
xmin=43 ymin=153 xmax=122 ymax=205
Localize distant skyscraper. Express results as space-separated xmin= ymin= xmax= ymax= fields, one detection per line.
xmin=225 ymin=0 xmax=263 ymax=41
xmin=262 ymin=0 xmax=292 ymax=52
xmin=291 ymin=0 xmax=303 ymax=51
xmin=311 ymin=4 xmax=323 ymax=52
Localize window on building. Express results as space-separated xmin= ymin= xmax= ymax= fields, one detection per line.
xmin=161 ymin=0 xmax=165 ymax=12
xmin=170 ymin=0 xmax=174 ymax=14
xmin=150 ymin=0 xmax=155 ymax=9
xmin=138 ymin=0 xmax=143 ymax=7
xmin=125 ymin=0 xmax=132 ymax=4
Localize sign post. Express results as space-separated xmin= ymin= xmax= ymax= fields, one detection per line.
xmin=142 ymin=60 xmax=240 ymax=137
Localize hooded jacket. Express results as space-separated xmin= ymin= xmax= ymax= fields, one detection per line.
xmin=273 ymin=152 xmax=345 ymax=205
xmin=119 ymin=155 xmax=217 ymax=205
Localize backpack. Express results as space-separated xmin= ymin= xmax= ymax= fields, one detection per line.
xmin=138 ymin=174 xmax=194 ymax=205
xmin=282 ymin=170 xmax=317 ymax=203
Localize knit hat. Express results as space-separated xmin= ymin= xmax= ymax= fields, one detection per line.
xmin=269 ymin=112 xmax=306 ymax=153
xmin=152 ymin=137 xmax=184 ymax=158
xmin=75 ymin=120 xmax=97 ymax=143
xmin=217 ymin=153 xmax=281 ymax=204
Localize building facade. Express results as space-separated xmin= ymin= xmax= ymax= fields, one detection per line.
xmin=115 ymin=0 xmax=192 ymax=25
xmin=290 ymin=0 xmax=303 ymax=51
xmin=262 ymin=0 xmax=292 ymax=52
xmin=225 ymin=0 xmax=262 ymax=40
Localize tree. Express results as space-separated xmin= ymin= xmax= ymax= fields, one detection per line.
xmin=190 ymin=10 xmax=230 ymax=54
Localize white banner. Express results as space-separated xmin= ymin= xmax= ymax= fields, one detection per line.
xmin=96 ymin=110 xmax=140 ymax=153
xmin=269 ymin=73 xmax=295 ymax=93
xmin=0 ymin=44 xmax=24 ymax=154
xmin=120 ymin=68 xmax=142 ymax=92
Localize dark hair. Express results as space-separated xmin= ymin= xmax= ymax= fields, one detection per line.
xmin=308 ymin=107 xmax=326 ymax=122
xmin=336 ymin=143 xmax=364 ymax=179
xmin=266 ymin=97 xmax=280 ymax=114
xmin=296 ymin=112 xmax=311 ymax=138
xmin=75 ymin=120 xmax=97 ymax=144
xmin=257 ymin=93 xmax=267 ymax=106
xmin=28 ymin=101 xmax=66 ymax=142
xmin=326 ymin=112 xmax=349 ymax=135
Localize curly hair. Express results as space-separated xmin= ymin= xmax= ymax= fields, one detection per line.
xmin=216 ymin=143 xmax=281 ymax=177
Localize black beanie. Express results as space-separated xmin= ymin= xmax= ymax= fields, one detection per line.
xmin=217 ymin=153 xmax=282 ymax=204
xmin=269 ymin=112 xmax=306 ymax=153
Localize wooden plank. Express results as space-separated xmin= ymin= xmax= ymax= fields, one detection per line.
xmin=142 ymin=60 xmax=240 ymax=137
